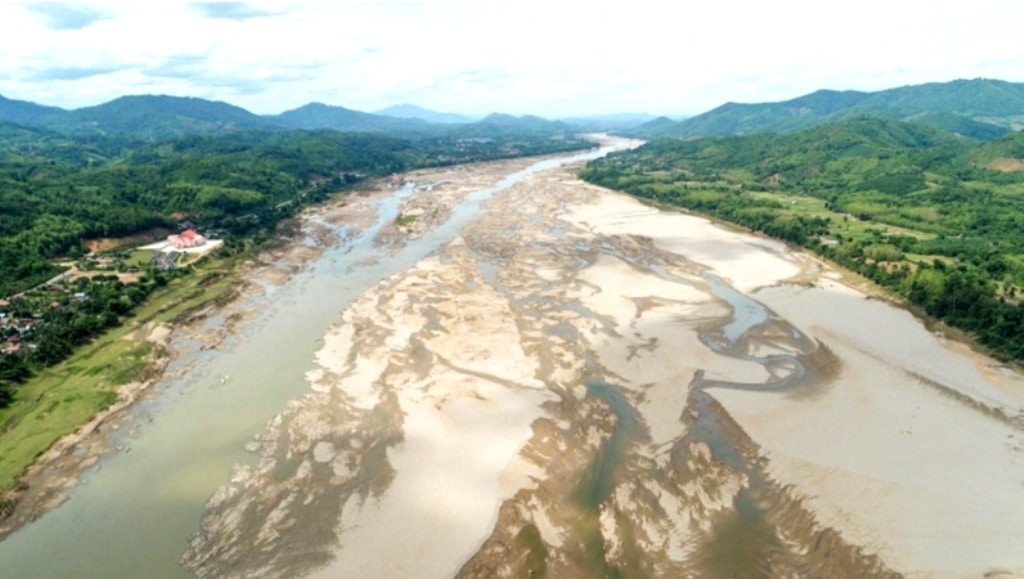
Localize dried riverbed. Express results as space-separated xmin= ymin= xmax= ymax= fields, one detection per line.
xmin=185 ymin=142 xmax=1024 ymax=577
xmin=4 ymin=137 xmax=1024 ymax=577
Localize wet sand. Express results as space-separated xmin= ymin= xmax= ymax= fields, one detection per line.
xmin=713 ymin=281 xmax=1024 ymax=576
xmin=183 ymin=140 xmax=1024 ymax=578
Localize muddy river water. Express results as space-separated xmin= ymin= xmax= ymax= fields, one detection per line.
xmin=4 ymin=136 xmax=1024 ymax=578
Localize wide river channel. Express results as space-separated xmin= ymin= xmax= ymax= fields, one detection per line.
xmin=0 ymin=142 xmax=635 ymax=577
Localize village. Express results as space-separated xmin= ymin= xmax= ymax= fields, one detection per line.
xmin=0 ymin=229 xmax=223 ymax=362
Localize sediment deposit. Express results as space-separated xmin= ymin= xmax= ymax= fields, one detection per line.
xmin=183 ymin=145 xmax=1024 ymax=577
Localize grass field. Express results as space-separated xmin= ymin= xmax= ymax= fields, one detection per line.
xmin=123 ymin=249 xmax=156 ymax=269
xmin=0 ymin=259 xmax=239 ymax=492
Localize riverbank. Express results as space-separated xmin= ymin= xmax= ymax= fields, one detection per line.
xmin=0 ymin=262 xmax=242 ymax=536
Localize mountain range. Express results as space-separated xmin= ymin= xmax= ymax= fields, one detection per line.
xmin=633 ymin=78 xmax=1024 ymax=141
xmin=0 ymin=94 xmax=582 ymax=139
xmin=2 ymin=78 xmax=1022 ymax=142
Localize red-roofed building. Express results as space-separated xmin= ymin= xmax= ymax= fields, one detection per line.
xmin=168 ymin=229 xmax=207 ymax=249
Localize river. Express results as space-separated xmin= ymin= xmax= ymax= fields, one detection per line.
xmin=4 ymin=134 xmax=1024 ymax=578
xmin=0 ymin=141 xmax=632 ymax=578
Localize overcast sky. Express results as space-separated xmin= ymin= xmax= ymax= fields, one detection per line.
xmin=1 ymin=0 xmax=1022 ymax=118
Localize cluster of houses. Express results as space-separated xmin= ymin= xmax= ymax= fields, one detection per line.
xmin=0 ymin=292 xmax=87 ymax=355
xmin=2 ymin=227 xmax=217 ymax=357
xmin=0 ymin=298 xmax=37 ymax=355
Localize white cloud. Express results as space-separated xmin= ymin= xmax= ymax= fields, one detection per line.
xmin=0 ymin=0 xmax=1022 ymax=116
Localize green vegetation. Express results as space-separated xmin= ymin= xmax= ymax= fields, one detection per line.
xmin=0 ymin=259 xmax=237 ymax=491
xmin=124 ymin=249 xmax=156 ymax=268
xmin=633 ymin=78 xmax=1024 ymax=140
xmin=0 ymin=93 xmax=591 ymax=139
xmin=0 ymin=123 xmax=590 ymax=297
xmin=394 ymin=213 xmax=418 ymax=228
xmin=582 ymin=117 xmax=1024 ymax=360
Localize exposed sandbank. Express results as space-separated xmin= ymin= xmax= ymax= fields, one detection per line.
xmin=178 ymin=142 xmax=1024 ymax=578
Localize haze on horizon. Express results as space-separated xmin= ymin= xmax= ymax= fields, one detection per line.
xmin=1 ymin=0 xmax=1022 ymax=118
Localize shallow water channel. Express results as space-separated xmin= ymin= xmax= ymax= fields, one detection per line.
xmin=0 ymin=144 xmax=627 ymax=578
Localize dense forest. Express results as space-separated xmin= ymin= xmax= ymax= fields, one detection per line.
xmin=582 ymin=117 xmax=1024 ymax=361
xmin=0 ymin=120 xmax=591 ymax=405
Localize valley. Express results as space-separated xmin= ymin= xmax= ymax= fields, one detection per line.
xmin=2 ymin=136 xmax=1021 ymax=577
xmin=1 ymin=71 xmax=1024 ymax=577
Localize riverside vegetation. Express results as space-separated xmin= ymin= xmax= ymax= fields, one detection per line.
xmin=582 ymin=117 xmax=1024 ymax=360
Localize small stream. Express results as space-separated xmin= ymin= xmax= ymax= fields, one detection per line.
xmin=690 ymin=275 xmax=817 ymax=576
xmin=0 ymin=142 xmax=630 ymax=578
xmin=574 ymin=235 xmax=818 ymax=576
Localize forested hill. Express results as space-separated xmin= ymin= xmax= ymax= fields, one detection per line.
xmin=269 ymin=102 xmax=431 ymax=133
xmin=582 ymin=118 xmax=1024 ymax=360
xmin=0 ymin=95 xmax=65 ymax=126
xmin=633 ymin=78 xmax=1024 ymax=140
xmin=57 ymin=95 xmax=277 ymax=137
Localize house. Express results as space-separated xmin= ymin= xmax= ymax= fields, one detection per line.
xmin=14 ymin=320 xmax=36 ymax=333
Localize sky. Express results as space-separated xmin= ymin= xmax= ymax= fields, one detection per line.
xmin=1 ymin=0 xmax=1023 ymax=118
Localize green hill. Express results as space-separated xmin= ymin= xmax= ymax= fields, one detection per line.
xmin=46 ymin=95 xmax=279 ymax=137
xmin=0 ymin=92 xmax=600 ymax=143
xmin=853 ymin=78 xmax=1024 ymax=118
xmin=271 ymin=103 xmax=430 ymax=133
xmin=637 ymin=79 xmax=1024 ymax=140
xmin=0 ymin=94 xmax=65 ymax=126
xmin=972 ymin=130 xmax=1024 ymax=170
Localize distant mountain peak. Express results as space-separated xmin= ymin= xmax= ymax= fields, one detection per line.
xmin=375 ymin=103 xmax=471 ymax=124
xmin=272 ymin=102 xmax=428 ymax=132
